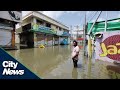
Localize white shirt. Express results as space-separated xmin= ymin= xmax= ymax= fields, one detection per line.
xmin=72 ymin=46 xmax=80 ymax=60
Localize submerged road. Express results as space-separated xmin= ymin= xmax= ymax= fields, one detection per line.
xmin=7 ymin=45 xmax=119 ymax=79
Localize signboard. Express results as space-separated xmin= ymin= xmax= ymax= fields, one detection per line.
xmin=95 ymin=31 xmax=120 ymax=63
xmin=0 ymin=11 xmax=22 ymax=23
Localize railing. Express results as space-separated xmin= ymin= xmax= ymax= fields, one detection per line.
xmin=32 ymin=24 xmax=57 ymax=34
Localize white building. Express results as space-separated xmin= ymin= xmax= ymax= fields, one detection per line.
xmin=16 ymin=11 xmax=70 ymax=48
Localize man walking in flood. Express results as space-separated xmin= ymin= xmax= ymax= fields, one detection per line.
xmin=72 ymin=40 xmax=80 ymax=68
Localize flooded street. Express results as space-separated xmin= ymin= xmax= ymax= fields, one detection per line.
xmin=1 ymin=11 xmax=120 ymax=79
xmin=7 ymin=45 xmax=118 ymax=79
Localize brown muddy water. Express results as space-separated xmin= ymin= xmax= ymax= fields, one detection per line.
xmin=7 ymin=45 xmax=120 ymax=79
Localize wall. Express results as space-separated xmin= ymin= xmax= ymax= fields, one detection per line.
xmin=22 ymin=18 xmax=32 ymax=27
xmin=15 ymin=34 xmax=20 ymax=44
xmin=34 ymin=33 xmax=45 ymax=47
xmin=95 ymin=31 xmax=120 ymax=63
xmin=57 ymin=30 xmax=63 ymax=36
xmin=33 ymin=12 xmax=69 ymax=30
xmin=51 ymin=25 xmax=56 ymax=30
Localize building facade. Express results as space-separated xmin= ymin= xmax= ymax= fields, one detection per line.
xmin=17 ymin=11 xmax=70 ymax=48
xmin=0 ymin=11 xmax=22 ymax=49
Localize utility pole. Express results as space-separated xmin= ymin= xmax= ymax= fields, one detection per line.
xmin=70 ymin=25 xmax=72 ymax=42
xmin=105 ymin=11 xmax=107 ymax=32
xmin=76 ymin=25 xmax=79 ymax=40
xmin=88 ymin=11 xmax=102 ymax=59
xmin=83 ymin=11 xmax=86 ymax=56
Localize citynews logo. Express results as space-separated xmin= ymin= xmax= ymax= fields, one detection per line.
xmin=2 ymin=61 xmax=24 ymax=75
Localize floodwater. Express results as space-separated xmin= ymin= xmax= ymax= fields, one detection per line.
xmin=7 ymin=45 xmax=120 ymax=79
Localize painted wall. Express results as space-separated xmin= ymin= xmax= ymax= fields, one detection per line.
xmin=15 ymin=34 xmax=20 ymax=44
xmin=34 ymin=33 xmax=45 ymax=47
xmin=47 ymin=35 xmax=53 ymax=46
xmin=95 ymin=31 xmax=120 ymax=63
xmin=54 ymin=37 xmax=59 ymax=45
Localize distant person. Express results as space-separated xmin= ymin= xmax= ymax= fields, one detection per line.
xmin=72 ymin=40 xmax=80 ymax=68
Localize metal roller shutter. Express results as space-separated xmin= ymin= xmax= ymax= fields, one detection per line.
xmin=47 ymin=35 xmax=53 ymax=46
xmin=37 ymin=34 xmax=45 ymax=45
xmin=0 ymin=29 xmax=12 ymax=46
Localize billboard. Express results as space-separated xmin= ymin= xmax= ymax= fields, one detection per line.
xmin=0 ymin=11 xmax=22 ymax=23
xmin=95 ymin=31 xmax=120 ymax=63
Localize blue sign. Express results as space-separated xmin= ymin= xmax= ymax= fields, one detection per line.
xmin=39 ymin=26 xmax=51 ymax=31
xmin=62 ymin=32 xmax=70 ymax=36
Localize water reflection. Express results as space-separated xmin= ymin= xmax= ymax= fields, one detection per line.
xmin=72 ymin=68 xmax=78 ymax=79
xmin=87 ymin=57 xmax=92 ymax=79
xmin=6 ymin=45 xmax=116 ymax=79
xmin=106 ymin=65 xmax=120 ymax=79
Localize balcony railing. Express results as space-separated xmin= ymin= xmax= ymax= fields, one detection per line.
xmin=31 ymin=24 xmax=57 ymax=34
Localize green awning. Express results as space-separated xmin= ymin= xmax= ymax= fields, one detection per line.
xmin=87 ymin=18 xmax=120 ymax=36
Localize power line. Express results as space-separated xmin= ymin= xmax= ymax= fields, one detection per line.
xmin=79 ymin=11 xmax=85 ymax=25
xmin=86 ymin=11 xmax=96 ymax=22
xmin=79 ymin=11 xmax=87 ymax=27
xmin=88 ymin=11 xmax=98 ymax=22
xmin=88 ymin=11 xmax=102 ymax=34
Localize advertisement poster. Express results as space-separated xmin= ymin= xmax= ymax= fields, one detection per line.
xmin=95 ymin=31 xmax=120 ymax=63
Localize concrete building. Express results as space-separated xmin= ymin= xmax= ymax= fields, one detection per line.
xmin=0 ymin=11 xmax=22 ymax=49
xmin=17 ymin=11 xmax=70 ymax=48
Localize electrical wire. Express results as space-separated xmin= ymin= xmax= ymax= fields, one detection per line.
xmin=86 ymin=11 xmax=96 ymax=22
xmin=88 ymin=11 xmax=98 ymax=22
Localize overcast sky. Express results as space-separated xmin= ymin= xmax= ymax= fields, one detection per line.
xmin=22 ymin=11 xmax=120 ymax=29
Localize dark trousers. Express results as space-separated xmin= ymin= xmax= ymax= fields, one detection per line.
xmin=72 ymin=58 xmax=78 ymax=67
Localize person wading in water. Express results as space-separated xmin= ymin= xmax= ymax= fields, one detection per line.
xmin=72 ymin=40 xmax=80 ymax=68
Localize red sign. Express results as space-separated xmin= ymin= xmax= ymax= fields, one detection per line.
xmin=77 ymin=38 xmax=84 ymax=40
xmin=100 ymin=35 xmax=120 ymax=61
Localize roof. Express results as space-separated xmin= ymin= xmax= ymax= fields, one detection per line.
xmin=22 ymin=11 xmax=69 ymax=30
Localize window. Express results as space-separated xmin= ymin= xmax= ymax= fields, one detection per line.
xmin=22 ymin=23 xmax=31 ymax=31
xmin=56 ymin=26 xmax=58 ymax=29
xmin=46 ymin=23 xmax=51 ymax=28
xmin=59 ymin=27 xmax=61 ymax=31
xmin=37 ymin=19 xmax=43 ymax=25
